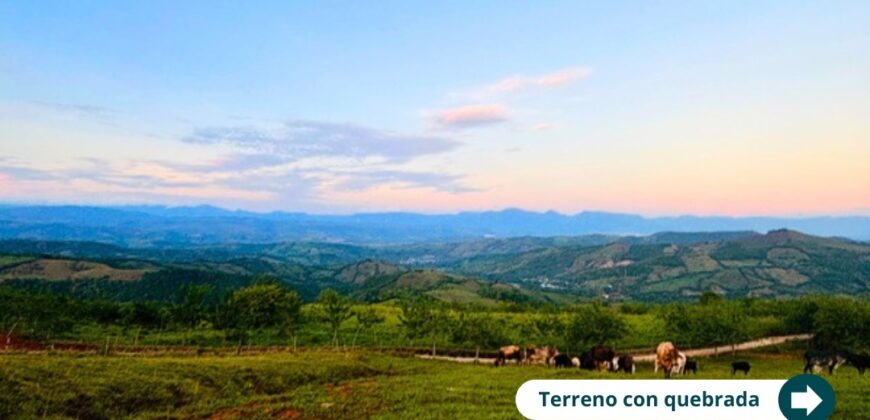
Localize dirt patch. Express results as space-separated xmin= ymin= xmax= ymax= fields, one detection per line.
xmin=327 ymin=383 xmax=352 ymax=398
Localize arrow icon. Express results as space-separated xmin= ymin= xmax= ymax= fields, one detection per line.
xmin=791 ymin=385 xmax=822 ymax=415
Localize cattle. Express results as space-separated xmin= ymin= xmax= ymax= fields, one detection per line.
xmin=655 ymin=342 xmax=679 ymax=378
xmin=494 ymin=345 xmax=522 ymax=366
xmin=611 ymin=354 xmax=636 ymax=374
xmin=803 ymin=351 xmax=847 ymax=375
xmin=588 ymin=345 xmax=615 ymax=371
xmin=525 ymin=346 xmax=559 ymax=366
xmin=674 ymin=351 xmax=687 ymax=375
xmin=578 ymin=351 xmax=596 ymax=370
xmin=684 ymin=360 xmax=698 ymax=374
xmin=553 ymin=354 xmax=573 ymax=368
xmin=571 ymin=356 xmax=581 ymax=368
xmin=731 ymin=361 xmax=751 ymax=375
xmin=846 ymin=353 xmax=868 ymax=375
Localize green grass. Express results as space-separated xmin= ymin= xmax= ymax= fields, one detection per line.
xmin=0 ymin=350 xmax=866 ymax=419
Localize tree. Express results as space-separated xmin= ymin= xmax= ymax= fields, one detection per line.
xmin=663 ymin=301 xmax=749 ymax=351
xmin=398 ymin=299 xmax=453 ymax=355
xmin=174 ymin=284 xmax=213 ymax=329
xmin=352 ymin=306 xmax=385 ymax=347
xmin=699 ymin=291 xmax=724 ymax=306
xmin=565 ymin=303 xmax=627 ymax=352
xmin=222 ymin=283 xmax=302 ymax=349
xmin=399 ymin=298 xmax=432 ymax=341
xmin=316 ymin=289 xmax=353 ymax=347
xmin=812 ymin=297 xmax=869 ymax=351
xmin=453 ymin=312 xmax=504 ymax=362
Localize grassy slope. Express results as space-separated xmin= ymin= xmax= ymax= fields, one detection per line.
xmin=0 ymin=350 xmax=866 ymax=419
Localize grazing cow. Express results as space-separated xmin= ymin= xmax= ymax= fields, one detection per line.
xmin=684 ymin=360 xmax=698 ymax=374
xmin=846 ymin=353 xmax=868 ymax=375
xmin=494 ymin=345 xmax=522 ymax=366
xmin=803 ymin=351 xmax=847 ymax=375
xmin=578 ymin=351 xmax=596 ymax=370
xmin=571 ymin=357 xmax=581 ymax=368
xmin=731 ymin=361 xmax=751 ymax=375
xmin=525 ymin=346 xmax=559 ymax=365
xmin=674 ymin=351 xmax=687 ymax=375
xmin=553 ymin=354 xmax=573 ymax=369
xmin=589 ymin=345 xmax=616 ymax=371
xmin=611 ymin=354 xmax=636 ymax=374
xmin=655 ymin=342 xmax=679 ymax=378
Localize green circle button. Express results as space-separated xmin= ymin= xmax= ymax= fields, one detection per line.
xmin=778 ymin=374 xmax=836 ymax=420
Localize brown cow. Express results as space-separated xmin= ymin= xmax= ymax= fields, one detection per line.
xmin=494 ymin=345 xmax=522 ymax=366
xmin=524 ymin=346 xmax=559 ymax=365
xmin=588 ymin=345 xmax=615 ymax=371
xmin=655 ymin=341 xmax=679 ymax=378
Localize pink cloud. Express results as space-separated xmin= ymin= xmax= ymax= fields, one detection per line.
xmin=432 ymin=104 xmax=509 ymax=128
xmin=485 ymin=66 xmax=591 ymax=93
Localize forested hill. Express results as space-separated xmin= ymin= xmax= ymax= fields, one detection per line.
xmin=445 ymin=229 xmax=870 ymax=300
xmin=0 ymin=229 xmax=867 ymax=302
xmin=1 ymin=205 xmax=868 ymax=245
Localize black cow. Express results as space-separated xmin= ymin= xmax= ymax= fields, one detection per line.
xmin=553 ymin=354 xmax=573 ymax=368
xmin=846 ymin=353 xmax=868 ymax=375
xmin=804 ymin=351 xmax=847 ymax=375
xmin=684 ymin=359 xmax=698 ymax=374
xmin=578 ymin=351 xmax=596 ymax=370
xmin=731 ymin=361 xmax=751 ymax=375
xmin=611 ymin=354 xmax=636 ymax=374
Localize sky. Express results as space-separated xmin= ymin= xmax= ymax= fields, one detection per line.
xmin=1 ymin=1 xmax=868 ymax=216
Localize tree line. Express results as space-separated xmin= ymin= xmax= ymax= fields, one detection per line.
xmin=1 ymin=280 xmax=867 ymax=354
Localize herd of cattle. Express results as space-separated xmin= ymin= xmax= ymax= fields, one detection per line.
xmin=494 ymin=342 xmax=868 ymax=378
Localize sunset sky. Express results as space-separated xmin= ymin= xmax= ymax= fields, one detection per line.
xmin=1 ymin=1 xmax=868 ymax=216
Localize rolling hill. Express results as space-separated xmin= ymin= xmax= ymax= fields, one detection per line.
xmin=0 ymin=229 xmax=866 ymax=303
xmin=442 ymin=230 xmax=870 ymax=300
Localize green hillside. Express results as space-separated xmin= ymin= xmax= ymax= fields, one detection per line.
xmin=443 ymin=229 xmax=870 ymax=300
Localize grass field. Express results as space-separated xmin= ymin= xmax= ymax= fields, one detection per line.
xmin=0 ymin=349 xmax=866 ymax=419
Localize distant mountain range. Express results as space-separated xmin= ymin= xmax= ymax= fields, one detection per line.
xmin=0 ymin=205 xmax=868 ymax=245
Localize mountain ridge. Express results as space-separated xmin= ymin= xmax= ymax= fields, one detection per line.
xmin=1 ymin=205 xmax=868 ymax=245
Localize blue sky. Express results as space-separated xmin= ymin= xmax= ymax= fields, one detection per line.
xmin=1 ymin=1 xmax=868 ymax=215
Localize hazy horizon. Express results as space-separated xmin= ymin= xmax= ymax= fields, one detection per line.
xmin=1 ymin=201 xmax=870 ymax=219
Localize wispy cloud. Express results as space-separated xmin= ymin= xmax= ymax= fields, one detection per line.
xmin=483 ymin=67 xmax=592 ymax=94
xmin=0 ymin=117 xmax=475 ymax=208
xmin=429 ymin=104 xmax=509 ymax=129
xmin=185 ymin=120 xmax=458 ymax=164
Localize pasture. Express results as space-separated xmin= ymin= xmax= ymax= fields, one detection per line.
xmin=0 ymin=348 xmax=866 ymax=419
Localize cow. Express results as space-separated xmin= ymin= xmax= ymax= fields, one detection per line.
xmin=578 ymin=351 xmax=596 ymax=370
xmin=553 ymin=354 xmax=573 ymax=368
xmin=684 ymin=359 xmax=698 ymax=374
xmin=674 ymin=351 xmax=688 ymax=375
xmin=494 ymin=345 xmax=522 ymax=366
xmin=803 ymin=351 xmax=847 ymax=375
xmin=525 ymin=346 xmax=559 ymax=365
xmin=731 ymin=361 xmax=751 ymax=375
xmin=571 ymin=356 xmax=581 ymax=368
xmin=588 ymin=345 xmax=615 ymax=371
xmin=655 ymin=341 xmax=679 ymax=378
xmin=846 ymin=353 xmax=868 ymax=375
xmin=611 ymin=354 xmax=636 ymax=374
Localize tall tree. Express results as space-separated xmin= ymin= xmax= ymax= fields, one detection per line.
xmin=316 ymin=289 xmax=353 ymax=347
xmin=352 ymin=306 xmax=385 ymax=347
